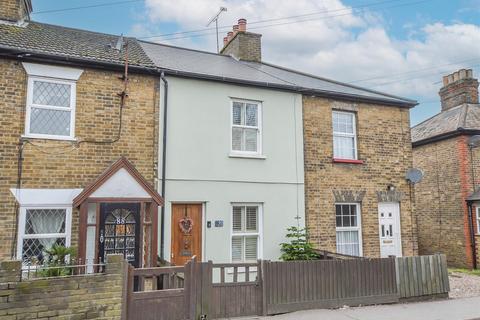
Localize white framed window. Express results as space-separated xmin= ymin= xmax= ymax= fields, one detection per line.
xmin=335 ymin=203 xmax=362 ymax=256
xmin=332 ymin=111 xmax=357 ymax=160
xmin=231 ymin=100 xmax=262 ymax=155
xmin=24 ymin=77 xmax=77 ymax=140
xmin=16 ymin=207 xmax=72 ymax=265
xmin=476 ymin=207 xmax=480 ymax=234
xmin=231 ymin=204 xmax=262 ymax=262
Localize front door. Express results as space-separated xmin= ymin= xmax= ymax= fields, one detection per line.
xmin=99 ymin=203 xmax=141 ymax=267
xmin=378 ymin=202 xmax=402 ymax=257
xmin=171 ymin=203 xmax=202 ymax=266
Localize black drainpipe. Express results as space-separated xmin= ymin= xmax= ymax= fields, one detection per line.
xmin=467 ymin=201 xmax=478 ymax=269
xmin=160 ymin=72 xmax=168 ymax=262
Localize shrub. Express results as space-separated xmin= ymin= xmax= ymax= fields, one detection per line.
xmin=37 ymin=244 xmax=76 ymax=277
xmin=280 ymin=226 xmax=320 ymax=261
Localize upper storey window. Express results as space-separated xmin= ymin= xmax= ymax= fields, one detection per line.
xmin=332 ymin=111 xmax=357 ymax=160
xmin=231 ymin=100 xmax=262 ymax=155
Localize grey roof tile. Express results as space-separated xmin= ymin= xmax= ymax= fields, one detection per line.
xmin=140 ymin=41 xmax=416 ymax=106
xmin=0 ymin=21 xmax=154 ymax=68
xmin=411 ymin=104 xmax=480 ymax=143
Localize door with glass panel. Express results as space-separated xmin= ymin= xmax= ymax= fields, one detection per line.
xmin=378 ymin=202 xmax=402 ymax=257
xmin=98 ymin=203 xmax=140 ymax=267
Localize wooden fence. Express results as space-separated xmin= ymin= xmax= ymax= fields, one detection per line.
xmin=125 ymin=254 xmax=449 ymax=319
xmin=396 ymin=254 xmax=449 ymax=299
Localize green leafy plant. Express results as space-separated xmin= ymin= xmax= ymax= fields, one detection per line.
xmin=280 ymin=226 xmax=320 ymax=261
xmin=38 ymin=244 xmax=76 ymax=277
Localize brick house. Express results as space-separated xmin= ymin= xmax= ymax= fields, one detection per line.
xmin=303 ymin=90 xmax=417 ymax=258
xmin=0 ymin=0 xmax=162 ymax=268
xmin=412 ymin=69 xmax=480 ymax=268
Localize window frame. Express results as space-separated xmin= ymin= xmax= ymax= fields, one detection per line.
xmin=335 ymin=203 xmax=363 ymax=256
xmin=230 ymin=203 xmax=263 ymax=263
xmin=332 ymin=110 xmax=358 ymax=160
xmin=230 ymin=99 xmax=263 ymax=157
xmin=16 ymin=206 xmax=72 ymax=263
xmin=24 ymin=76 xmax=77 ymax=141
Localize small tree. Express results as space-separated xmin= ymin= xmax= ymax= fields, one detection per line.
xmin=280 ymin=226 xmax=320 ymax=261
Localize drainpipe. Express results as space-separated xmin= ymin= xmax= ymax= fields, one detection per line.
xmin=467 ymin=201 xmax=477 ymax=269
xmin=160 ymin=72 xmax=168 ymax=262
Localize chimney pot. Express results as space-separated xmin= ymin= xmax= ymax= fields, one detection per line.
xmin=233 ymin=25 xmax=239 ymax=36
xmin=227 ymin=31 xmax=233 ymax=41
xmin=238 ymin=18 xmax=247 ymax=31
xmin=223 ymin=36 xmax=229 ymax=46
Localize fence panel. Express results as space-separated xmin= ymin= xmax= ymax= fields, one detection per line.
xmin=264 ymin=258 xmax=399 ymax=315
xmin=395 ymin=254 xmax=449 ymax=299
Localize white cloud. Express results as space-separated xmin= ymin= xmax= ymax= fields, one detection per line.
xmin=134 ymin=0 xmax=480 ymax=122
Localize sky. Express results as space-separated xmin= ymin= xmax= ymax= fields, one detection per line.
xmin=31 ymin=0 xmax=480 ymax=126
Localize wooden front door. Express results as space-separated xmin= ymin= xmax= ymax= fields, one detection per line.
xmin=99 ymin=203 xmax=141 ymax=267
xmin=171 ymin=204 xmax=202 ymax=265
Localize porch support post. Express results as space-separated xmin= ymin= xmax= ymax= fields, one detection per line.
xmin=78 ymin=202 xmax=88 ymax=265
xmin=151 ymin=203 xmax=159 ymax=267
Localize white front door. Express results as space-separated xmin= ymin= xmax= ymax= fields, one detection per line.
xmin=378 ymin=202 xmax=402 ymax=257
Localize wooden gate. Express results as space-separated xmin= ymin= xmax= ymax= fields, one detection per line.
xmin=127 ymin=264 xmax=189 ymax=320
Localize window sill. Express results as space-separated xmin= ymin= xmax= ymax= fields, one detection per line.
xmin=22 ymin=134 xmax=77 ymax=142
xmin=229 ymin=153 xmax=266 ymax=160
xmin=332 ymin=158 xmax=364 ymax=164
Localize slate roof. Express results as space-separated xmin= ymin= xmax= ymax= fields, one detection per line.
xmin=0 ymin=21 xmax=155 ymax=68
xmin=0 ymin=20 xmax=416 ymax=107
xmin=140 ymin=41 xmax=416 ymax=107
xmin=411 ymin=103 xmax=480 ymax=144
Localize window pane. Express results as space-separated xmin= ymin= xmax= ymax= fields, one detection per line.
xmin=244 ymin=128 xmax=258 ymax=152
xmin=30 ymin=107 xmax=71 ymax=136
xmin=336 ymin=230 xmax=359 ymax=256
xmin=333 ymin=135 xmax=355 ymax=159
xmin=32 ymin=81 xmax=71 ymax=107
xmin=232 ymin=237 xmax=243 ymax=262
xmin=22 ymin=237 xmax=66 ymax=264
xmin=246 ymin=206 xmax=258 ymax=231
xmin=232 ymin=127 xmax=243 ymax=151
xmin=245 ymin=104 xmax=258 ymax=126
xmin=25 ymin=209 xmax=66 ymax=235
xmin=336 ymin=216 xmax=342 ymax=227
xmin=333 ymin=112 xmax=354 ymax=134
xmin=342 ymin=215 xmax=351 ymax=227
xmin=232 ymin=207 xmax=243 ymax=232
xmin=245 ymin=236 xmax=258 ymax=261
xmin=232 ymin=102 xmax=243 ymax=125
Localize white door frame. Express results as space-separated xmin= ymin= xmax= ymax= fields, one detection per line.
xmin=378 ymin=202 xmax=402 ymax=257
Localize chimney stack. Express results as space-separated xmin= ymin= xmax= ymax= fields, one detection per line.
xmin=0 ymin=0 xmax=32 ymax=23
xmin=439 ymin=69 xmax=479 ymax=111
xmin=220 ymin=18 xmax=262 ymax=62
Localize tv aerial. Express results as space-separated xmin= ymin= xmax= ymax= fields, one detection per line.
xmin=206 ymin=7 xmax=227 ymax=53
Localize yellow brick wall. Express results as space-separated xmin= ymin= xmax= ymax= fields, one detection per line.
xmin=0 ymin=59 xmax=159 ymax=260
xmin=303 ymin=96 xmax=417 ymax=257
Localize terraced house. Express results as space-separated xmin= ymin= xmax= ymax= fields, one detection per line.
xmin=0 ymin=0 xmax=418 ymax=270
xmin=0 ymin=0 xmax=162 ymax=268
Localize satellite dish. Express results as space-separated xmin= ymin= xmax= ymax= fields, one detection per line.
xmin=468 ymin=135 xmax=480 ymax=148
xmin=406 ymin=168 xmax=423 ymax=184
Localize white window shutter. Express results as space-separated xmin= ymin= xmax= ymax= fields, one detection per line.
xmin=232 ymin=206 xmax=243 ymax=232
xmin=232 ymin=237 xmax=243 ymax=262
xmin=244 ymin=236 xmax=258 ymax=261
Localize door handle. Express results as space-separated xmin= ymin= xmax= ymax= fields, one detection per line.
xmin=100 ymin=230 xmax=104 ymax=244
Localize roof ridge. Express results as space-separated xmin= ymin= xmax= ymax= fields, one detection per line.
xmin=411 ymin=103 xmax=465 ymax=129
xmin=257 ymin=61 xmax=417 ymax=104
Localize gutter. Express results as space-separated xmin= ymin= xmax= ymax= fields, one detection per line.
xmin=159 ymin=72 xmax=168 ymax=262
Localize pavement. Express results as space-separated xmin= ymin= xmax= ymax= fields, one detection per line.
xmin=238 ymin=296 xmax=480 ymax=320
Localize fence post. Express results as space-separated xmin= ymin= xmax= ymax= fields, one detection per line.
xmin=199 ymin=261 xmax=213 ymax=318
xmin=261 ymin=260 xmax=269 ymax=316
xmin=185 ymin=256 xmax=197 ymax=320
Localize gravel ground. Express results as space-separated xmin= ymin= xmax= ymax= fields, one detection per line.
xmin=449 ymin=271 xmax=480 ymax=299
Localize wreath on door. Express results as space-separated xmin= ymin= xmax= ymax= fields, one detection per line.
xmin=179 ymin=217 xmax=194 ymax=234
